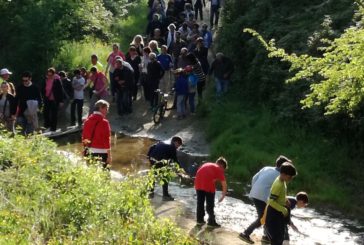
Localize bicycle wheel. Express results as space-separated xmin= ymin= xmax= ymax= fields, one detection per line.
xmin=153 ymin=106 xmax=162 ymax=124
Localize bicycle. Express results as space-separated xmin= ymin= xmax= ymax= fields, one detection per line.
xmin=153 ymin=88 xmax=174 ymax=124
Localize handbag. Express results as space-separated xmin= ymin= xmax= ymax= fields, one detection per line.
xmin=83 ymin=121 xmax=101 ymax=156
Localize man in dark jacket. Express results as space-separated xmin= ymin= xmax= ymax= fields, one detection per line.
xmin=147 ymin=136 xmax=183 ymax=201
xmin=42 ymin=68 xmax=64 ymax=132
xmin=147 ymin=52 xmax=165 ymax=109
xmin=113 ymin=58 xmax=134 ymax=115
xmin=209 ymin=52 xmax=234 ymax=97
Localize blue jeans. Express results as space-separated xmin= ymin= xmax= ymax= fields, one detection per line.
xmin=177 ymin=95 xmax=186 ymax=116
xmin=17 ymin=115 xmax=36 ymax=135
xmin=188 ymin=92 xmax=196 ymax=113
xmin=215 ymin=78 xmax=229 ymax=96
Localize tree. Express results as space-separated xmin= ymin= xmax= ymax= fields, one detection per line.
xmin=244 ymin=1 xmax=364 ymax=116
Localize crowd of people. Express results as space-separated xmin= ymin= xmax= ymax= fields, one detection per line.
xmin=0 ymin=0 xmax=234 ymax=135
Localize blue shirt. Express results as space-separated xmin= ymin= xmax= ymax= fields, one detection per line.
xmin=249 ymin=166 xmax=280 ymax=202
xmin=157 ymin=54 xmax=173 ymax=71
xmin=175 ymin=74 xmax=189 ymax=95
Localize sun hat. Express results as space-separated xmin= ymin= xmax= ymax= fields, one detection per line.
xmin=0 ymin=68 xmax=12 ymax=75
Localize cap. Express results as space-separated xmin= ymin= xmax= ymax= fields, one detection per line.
xmin=0 ymin=68 xmax=12 ymax=75
xmin=184 ymin=65 xmax=193 ymax=72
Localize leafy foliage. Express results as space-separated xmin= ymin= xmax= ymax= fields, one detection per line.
xmin=0 ymin=133 xmax=195 ymax=244
xmin=244 ymin=1 xmax=364 ymax=116
xmin=0 ymin=0 xmax=143 ymax=82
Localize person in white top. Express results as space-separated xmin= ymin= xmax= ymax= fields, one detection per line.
xmin=239 ymin=155 xmax=292 ymax=244
xmin=71 ymin=69 xmax=86 ymax=126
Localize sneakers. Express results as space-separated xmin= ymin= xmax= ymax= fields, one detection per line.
xmin=162 ymin=194 xmax=174 ymax=201
xmin=207 ymin=222 xmax=221 ymax=228
xmin=238 ymin=233 xmax=254 ymax=244
xmin=196 ymin=220 xmax=206 ymax=226
xmin=261 ymin=235 xmax=270 ymax=243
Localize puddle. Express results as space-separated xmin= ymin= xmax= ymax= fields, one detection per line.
xmin=57 ymin=134 xmax=364 ymax=244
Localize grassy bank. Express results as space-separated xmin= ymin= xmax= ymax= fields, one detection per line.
xmin=0 ymin=132 xmax=195 ymax=244
xmin=202 ymin=96 xmax=363 ymax=219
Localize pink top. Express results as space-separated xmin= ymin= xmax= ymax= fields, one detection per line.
xmin=93 ymin=72 xmax=108 ymax=97
xmin=107 ymin=51 xmax=126 ymax=72
xmin=45 ymin=78 xmax=55 ymax=100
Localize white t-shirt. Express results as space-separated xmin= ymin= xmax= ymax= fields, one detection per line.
xmin=72 ymin=77 xmax=86 ymax=100
xmin=249 ymin=166 xmax=280 ymax=203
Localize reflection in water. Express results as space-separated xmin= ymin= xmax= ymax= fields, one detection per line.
xmin=156 ymin=184 xmax=364 ymax=245
xmin=57 ymin=133 xmax=155 ymax=174
xmin=58 ymin=134 xmax=364 ymax=244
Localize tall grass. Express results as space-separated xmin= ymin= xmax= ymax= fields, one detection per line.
xmin=203 ymin=95 xmax=363 ymax=216
xmin=52 ymin=39 xmax=110 ymax=72
xmin=0 ymin=133 xmax=196 ymax=244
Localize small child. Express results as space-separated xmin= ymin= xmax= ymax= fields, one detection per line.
xmin=185 ymin=65 xmax=198 ymax=114
xmin=174 ymin=68 xmax=188 ymax=119
xmin=71 ymin=69 xmax=86 ymax=126
xmin=284 ymin=191 xmax=309 ymax=241
xmin=265 ymin=162 xmax=297 ymax=245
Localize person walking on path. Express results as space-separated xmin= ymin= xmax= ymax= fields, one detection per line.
xmin=71 ymin=69 xmax=86 ymax=127
xmin=0 ymin=68 xmax=16 ymax=95
xmin=239 ymin=155 xmax=292 ymax=244
xmin=88 ymin=67 xmax=109 ymax=114
xmin=0 ymin=81 xmax=17 ymax=132
xmin=157 ymin=45 xmax=173 ymax=92
xmin=147 ymin=136 xmax=183 ymax=201
xmin=194 ymin=157 xmax=228 ymax=228
xmin=126 ymin=45 xmax=142 ymax=101
xmin=42 ymin=68 xmax=64 ymax=132
xmin=105 ymin=44 xmax=126 ymax=101
xmin=174 ymin=68 xmax=189 ymax=119
xmin=113 ymin=58 xmax=134 ymax=115
xmin=194 ymin=0 xmax=206 ymax=21
xmin=16 ymin=71 xmax=42 ymax=134
xmin=147 ymin=52 xmax=165 ymax=109
xmin=82 ymin=99 xmax=112 ymax=169
xmin=209 ymin=52 xmax=234 ymax=97
xmin=209 ymin=0 xmax=221 ymax=30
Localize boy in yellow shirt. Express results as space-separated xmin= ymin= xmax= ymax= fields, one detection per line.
xmin=265 ymin=162 xmax=297 ymax=245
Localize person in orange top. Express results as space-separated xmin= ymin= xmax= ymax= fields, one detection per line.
xmin=194 ymin=157 xmax=228 ymax=227
xmin=82 ymin=99 xmax=112 ymax=168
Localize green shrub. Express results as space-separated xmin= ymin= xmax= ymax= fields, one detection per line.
xmin=0 ymin=133 xmax=195 ymax=244
xmin=52 ymin=40 xmax=110 ymax=73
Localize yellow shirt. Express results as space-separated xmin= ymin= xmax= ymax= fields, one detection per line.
xmin=268 ymin=176 xmax=288 ymax=216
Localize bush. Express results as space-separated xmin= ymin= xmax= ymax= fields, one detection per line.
xmin=52 ymin=40 xmax=110 ymax=73
xmin=0 ymin=133 xmax=195 ymax=244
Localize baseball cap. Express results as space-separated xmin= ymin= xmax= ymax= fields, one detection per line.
xmin=0 ymin=68 xmax=12 ymax=75
xmin=184 ymin=65 xmax=193 ymax=72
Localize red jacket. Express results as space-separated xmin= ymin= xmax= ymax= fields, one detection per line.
xmin=82 ymin=112 xmax=111 ymax=149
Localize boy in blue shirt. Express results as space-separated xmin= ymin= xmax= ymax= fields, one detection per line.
xmin=185 ymin=65 xmax=198 ymax=114
xmin=174 ymin=68 xmax=188 ymax=119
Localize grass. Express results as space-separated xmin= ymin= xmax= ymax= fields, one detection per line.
xmin=113 ymin=0 xmax=149 ymax=51
xmin=202 ymin=91 xmax=364 ymax=219
xmin=0 ymin=132 xmax=196 ymax=244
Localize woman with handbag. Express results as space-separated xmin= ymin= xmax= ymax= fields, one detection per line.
xmin=82 ymin=99 xmax=112 ymax=168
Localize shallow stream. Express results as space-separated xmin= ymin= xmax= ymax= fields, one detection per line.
xmin=58 ymin=134 xmax=364 ymax=244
